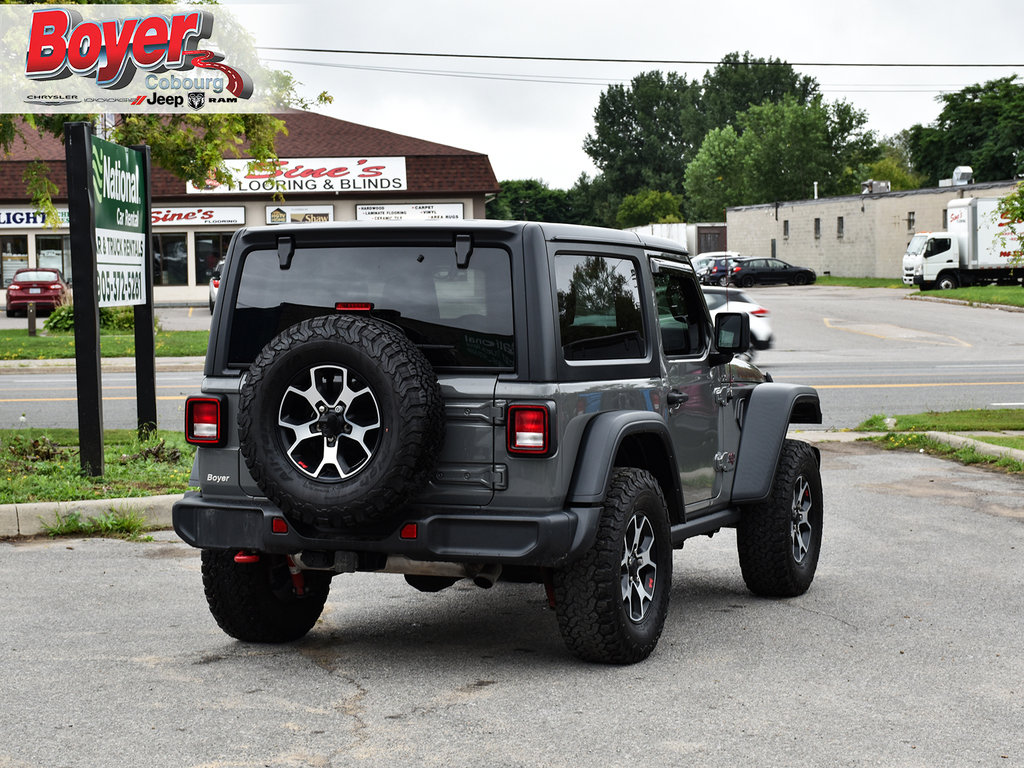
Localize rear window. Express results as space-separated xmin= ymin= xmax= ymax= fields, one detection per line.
xmin=13 ymin=270 xmax=60 ymax=283
xmin=228 ymin=246 xmax=514 ymax=370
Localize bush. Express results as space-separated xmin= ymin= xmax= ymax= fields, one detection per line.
xmin=43 ymin=303 xmax=75 ymax=332
xmin=41 ymin=303 xmax=159 ymax=333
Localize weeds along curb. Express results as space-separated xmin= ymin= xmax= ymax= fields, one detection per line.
xmin=923 ymin=431 xmax=1024 ymax=463
xmin=0 ymin=494 xmax=177 ymax=538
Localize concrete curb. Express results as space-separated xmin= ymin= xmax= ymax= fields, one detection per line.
xmin=0 ymin=494 xmax=177 ymax=538
xmin=907 ymin=294 xmax=1024 ymax=313
xmin=0 ymin=356 xmax=204 ymax=374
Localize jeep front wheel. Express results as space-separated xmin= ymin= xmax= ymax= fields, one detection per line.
xmin=737 ymin=439 xmax=823 ymax=597
xmin=553 ymin=468 xmax=672 ymax=664
xmin=201 ymin=550 xmax=331 ymax=643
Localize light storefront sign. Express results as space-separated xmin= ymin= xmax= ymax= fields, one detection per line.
xmin=152 ymin=206 xmax=246 ymax=227
xmin=186 ymin=157 xmax=407 ymax=194
xmin=356 ymin=203 xmax=464 ymax=221
xmin=0 ymin=207 xmax=69 ymax=228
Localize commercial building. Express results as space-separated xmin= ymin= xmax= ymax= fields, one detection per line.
xmin=0 ymin=111 xmax=499 ymax=304
xmin=725 ymin=180 xmax=1018 ymax=279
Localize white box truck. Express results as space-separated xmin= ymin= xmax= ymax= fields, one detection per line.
xmin=902 ymin=197 xmax=1022 ymax=290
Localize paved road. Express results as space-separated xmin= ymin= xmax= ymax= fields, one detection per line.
xmin=4 ymin=288 xmax=1023 ymax=430
xmin=1 ymin=440 xmax=1021 ymax=766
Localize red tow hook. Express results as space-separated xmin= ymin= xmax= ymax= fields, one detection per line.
xmin=233 ymin=551 xmax=260 ymax=564
xmin=286 ymin=555 xmax=306 ymax=597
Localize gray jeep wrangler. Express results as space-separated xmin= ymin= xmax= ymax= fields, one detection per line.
xmin=173 ymin=220 xmax=823 ymax=664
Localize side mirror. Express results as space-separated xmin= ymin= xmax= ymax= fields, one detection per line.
xmin=712 ymin=312 xmax=750 ymax=362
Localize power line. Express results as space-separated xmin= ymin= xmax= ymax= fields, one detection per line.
xmin=262 ymin=57 xmax=986 ymax=94
xmin=258 ymin=46 xmax=1023 ymax=69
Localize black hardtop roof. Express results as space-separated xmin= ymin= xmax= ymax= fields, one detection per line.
xmin=229 ymin=220 xmax=689 ymax=260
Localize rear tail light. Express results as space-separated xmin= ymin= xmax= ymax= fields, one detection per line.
xmin=750 ymin=307 xmax=770 ymax=317
xmin=212 ymin=279 xmax=220 ymax=289
xmin=49 ymin=283 xmax=62 ymax=289
xmin=507 ymin=404 xmax=551 ymax=455
xmin=185 ymin=396 xmax=225 ymax=445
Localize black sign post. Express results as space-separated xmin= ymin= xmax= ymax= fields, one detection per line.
xmin=131 ymin=144 xmax=157 ymax=438
xmin=65 ymin=122 xmax=104 ymax=476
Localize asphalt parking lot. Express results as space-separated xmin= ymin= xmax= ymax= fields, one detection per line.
xmin=2 ymin=440 xmax=1022 ymax=767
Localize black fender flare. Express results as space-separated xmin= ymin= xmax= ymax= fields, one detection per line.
xmin=732 ymin=383 xmax=822 ymax=503
xmin=566 ymin=410 xmax=683 ymax=523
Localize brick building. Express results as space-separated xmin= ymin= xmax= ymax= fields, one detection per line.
xmin=725 ymin=180 xmax=1018 ymax=279
xmin=0 ymin=110 xmax=499 ymax=304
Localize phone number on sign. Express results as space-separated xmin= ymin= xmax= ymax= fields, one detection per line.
xmin=98 ymin=267 xmax=144 ymax=307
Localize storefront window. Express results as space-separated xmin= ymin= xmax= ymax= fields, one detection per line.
xmin=2 ymin=235 xmax=29 ymax=287
xmin=35 ymin=234 xmax=72 ymax=281
xmin=153 ymin=233 xmax=188 ymax=286
xmin=194 ymin=232 xmax=233 ymax=285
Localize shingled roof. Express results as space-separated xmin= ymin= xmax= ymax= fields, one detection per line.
xmin=0 ymin=110 xmax=499 ymax=200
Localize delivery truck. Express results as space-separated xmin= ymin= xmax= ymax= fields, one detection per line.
xmin=902 ymin=197 xmax=1022 ymax=290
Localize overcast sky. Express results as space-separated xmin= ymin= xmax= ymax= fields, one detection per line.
xmin=221 ymin=0 xmax=1022 ymax=189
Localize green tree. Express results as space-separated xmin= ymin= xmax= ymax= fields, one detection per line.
xmin=583 ymin=71 xmax=703 ymax=197
xmin=486 ymin=179 xmax=572 ymax=222
xmin=583 ymin=54 xmax=826 ymax=219
xmin=615 ymin=189 xmax=683 ymax=228
xmin=998 ymin=182 xmax=1024 ymax=266
xmin=683 ymin=125 xmax=742 ymax=221
xmin=698 ymin=51 xmax=819 ymax=133
xmin=907 ymin=76 xmax=1024 ymax=185
xmin=684 ymin=96 xmax=876 ymax=215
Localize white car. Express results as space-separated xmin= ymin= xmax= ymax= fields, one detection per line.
xmin=702 ymin=286 xmax=773 ymax=353
xmin=209 ymin=259 xmax=224 ymax=314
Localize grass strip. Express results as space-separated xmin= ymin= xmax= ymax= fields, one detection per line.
xmin=0 ymin=428 xmax=195 ymax=505
xmin=867 ymin=432 xmax=1024 ymax=474
xmin=41 ymin=508 xmax=155 ymax=541
xmin=0 ymin=329 xmax=209 ymax=360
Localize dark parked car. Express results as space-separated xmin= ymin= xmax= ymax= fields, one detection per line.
xmin=729 ymin=258 xmax=816 ymax=287
xmin=698 ymin=251 xmax=742 ymax=286
xmin=5 ymin=267 xmax=69 ymax=317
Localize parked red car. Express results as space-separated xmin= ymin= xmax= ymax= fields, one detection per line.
xmin=5 ymin=268 xmax=70 ymax=317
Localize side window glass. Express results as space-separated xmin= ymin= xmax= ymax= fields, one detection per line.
xmin=555 ymin=253 xmax=645 ymax=361
xmin=653 ymin=269 xmax=705 ymax=357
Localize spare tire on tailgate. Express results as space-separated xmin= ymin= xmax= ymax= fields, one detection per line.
xmin=238 ymin=314 xmax=444 ymax=529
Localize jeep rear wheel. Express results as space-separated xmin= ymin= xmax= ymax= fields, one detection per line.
xmin=238 ymin=314 xmax=444 ymax=529
xmin=201 ymin=550 xmax=331 ymax=643
xmin=737 ymin=439 xmax=822 ymax=597
xmin=553 ymin=468 xmax=672 ymax=664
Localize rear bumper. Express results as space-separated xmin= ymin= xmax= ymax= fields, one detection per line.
xmin=6 ymin=295 xmax=60 ymax=311
xmin=172 ymin=492 xmax=601 ymax=567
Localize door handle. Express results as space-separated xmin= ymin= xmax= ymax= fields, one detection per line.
xmin=667 ymin=390 xmax=689 ymax=406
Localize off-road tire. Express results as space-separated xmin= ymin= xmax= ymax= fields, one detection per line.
xmin=737 ymin=439 xmax=822 ymax=597
xmin=201 ymin=549 xmax=331 ymax=643
xmin=553 ymin=468 xmax=672 ymax=664
xmin=237 ymin=314 xmax=444 ymax=529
